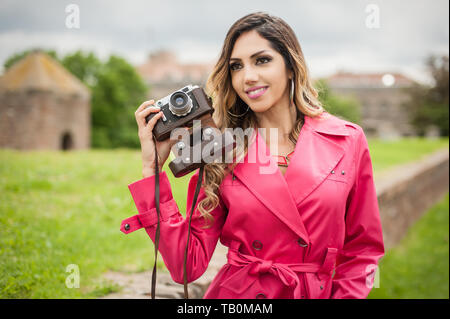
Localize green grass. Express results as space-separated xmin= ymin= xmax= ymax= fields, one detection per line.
xmin=0 ymin=137 xmax=448 ymax=298
xmin=367 ymin=137 xmax=449 ymax=173
xmin=0 ymin=149 xmax=188 ymax=298
xmin=368 ymin=192 xmax=449 ymax=299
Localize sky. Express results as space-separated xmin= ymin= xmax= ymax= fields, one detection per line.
xmin=0 ymin=0 xmax=448 ymax=84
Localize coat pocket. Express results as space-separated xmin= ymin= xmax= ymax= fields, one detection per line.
xmin=305 ymin=272 xmax=332 ymax=299
xmin=325 ymin=173 xmax=348 ymax=184
xmin=325 ymin=161 xmax=350 ymax=183
xmin=305 ymin=247 xmax=338 ymax=299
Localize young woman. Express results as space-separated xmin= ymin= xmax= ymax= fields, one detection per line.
xmin=121 ymin=12 xmax=384 ymax=299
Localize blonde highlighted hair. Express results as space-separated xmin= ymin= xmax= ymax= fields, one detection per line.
xmin=197 ymin=12 xmax=324 ymax=226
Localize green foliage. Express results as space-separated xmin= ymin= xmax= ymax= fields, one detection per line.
xmin=404 ymin=55 xmax=449 ymax=136
xmin=315 ymin=79 xmax=361 ymax=124
xmin=368 ymin=193 xmax=449 ymax=299
xmin=3 ymin=49 xmax=149 ymax=149
xmin=90 ymin=55 xmax=148 ymax=149
xmin=61 ymin=51 xmax=102 ymax=87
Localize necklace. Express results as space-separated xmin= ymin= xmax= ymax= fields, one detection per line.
xmin=274 ymin=150 xmax=295 ymax=167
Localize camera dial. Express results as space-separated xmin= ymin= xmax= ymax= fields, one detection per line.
xmin=169 ymin=91 xmax=193 ymax=116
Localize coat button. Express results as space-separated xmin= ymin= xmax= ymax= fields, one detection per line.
xmin=252 ymin=240 xmax=263 ymax=250
xmin=297 ymin=238 xmax=308 ymax=247
xmin=341 ymin=170 xmax=345 ymax=175
xmin=255 ymin=293 xmax=266 ymax=299
xmin=331 ymin=170 xmax=335 ymax=174
xmin=124 ymin=223 xmax=130 ymax=231
xmin=320 ymin=285 xmax=324 ymax=290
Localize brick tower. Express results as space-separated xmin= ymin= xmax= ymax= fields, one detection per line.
xmin=0 ymin=50 xmax=91 ymax=150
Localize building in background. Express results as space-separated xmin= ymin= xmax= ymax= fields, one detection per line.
xmin=0 ymin=50 xmax=91 ymax=150
xmin=136 ymin=50 xmax=215 ymax=99
xmin=327 ymin=72 xmax=417 ymax=138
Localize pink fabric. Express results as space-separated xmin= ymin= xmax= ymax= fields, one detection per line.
xmin=120 ymin=112 xmax=385 ymax=299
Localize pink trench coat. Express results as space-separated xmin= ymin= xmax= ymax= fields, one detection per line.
xmin=120 ymin=112 xmax=385 ymax=299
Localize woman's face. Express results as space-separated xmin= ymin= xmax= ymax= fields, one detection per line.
xmin=229 ymin=30 xmax=292 ymax=113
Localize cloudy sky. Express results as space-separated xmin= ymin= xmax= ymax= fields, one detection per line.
xmin=0 ymin=0 xmax=448 ymax=83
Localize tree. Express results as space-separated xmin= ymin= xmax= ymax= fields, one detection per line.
xmin=61 ymin=51 xmax=102 ymax=87
xmin=405 ymin=55 xmax=449 ymax=136
xmin=315 ymin=79 xmax=361 ymax=124
xmin=91 ymin=55 xmax=148 ymax=148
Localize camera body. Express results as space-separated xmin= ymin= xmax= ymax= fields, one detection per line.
xmin=145 ymin=85 xmax=215 ymax=142
xmin=145 ymin=85 xmax=235 ymax=177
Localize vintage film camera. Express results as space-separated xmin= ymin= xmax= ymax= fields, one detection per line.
xmin=145 ymin=85 xmax=235 ymax=177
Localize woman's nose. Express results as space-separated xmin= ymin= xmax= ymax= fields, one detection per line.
xmin=244 ymin=66 xmax=258 ymax=83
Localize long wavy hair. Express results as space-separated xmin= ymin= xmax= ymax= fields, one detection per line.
xmin=197 ymin=12 xmax=324 ymax=226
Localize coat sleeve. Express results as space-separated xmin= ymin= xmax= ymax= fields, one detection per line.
xmin=330 ymin=127 xmax=385 ymax=299
xmin=120 ymin=169 xmax=228 ymax=284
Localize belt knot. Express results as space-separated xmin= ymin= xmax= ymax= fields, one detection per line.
xmin=249 ymin=260 xmax=273 ymax=275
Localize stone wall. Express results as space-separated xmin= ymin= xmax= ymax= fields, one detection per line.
xmin=376 ymin=148 xmax=449 ymax=249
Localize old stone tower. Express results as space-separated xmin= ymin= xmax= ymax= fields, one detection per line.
xmin=0 ymin=51 xmax=91 ymax=150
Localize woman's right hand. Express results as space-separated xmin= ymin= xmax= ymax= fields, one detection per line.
xmin=135 ymin=100 xmax=179 ymax=177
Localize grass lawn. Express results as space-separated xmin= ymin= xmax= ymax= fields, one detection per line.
xmin=368 ymin=192 xmax=449 ymax=299
xmin=0 ymin=137 xmax=448 ymax=298
xmin=367 ymin=137 xmax=449 ymax=173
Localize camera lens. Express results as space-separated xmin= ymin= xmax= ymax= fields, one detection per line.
xmin=171 ymin=92 xmax=187 ymax=108
xmin=175 ymin=97 xmax=184 ymax=105
xmin=169 ymin=91 xmax=193 ymax=116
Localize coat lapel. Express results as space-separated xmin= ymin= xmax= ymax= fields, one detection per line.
xmin=285 ymin=112 xmax=350 ymax=206
xmin=232 ymin=112 xmax=349 ymax=243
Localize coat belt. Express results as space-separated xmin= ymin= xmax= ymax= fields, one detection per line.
xmin=220 ymin=246 xmax=322 ymax=299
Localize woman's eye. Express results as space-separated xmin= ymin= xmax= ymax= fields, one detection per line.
xmin=229 ymin=57 xmax=271 ymax=71
xmin=256 ymin=57 xmax=271 ymax=64
xmin=229 ymin=63 xmax=241 ymax=71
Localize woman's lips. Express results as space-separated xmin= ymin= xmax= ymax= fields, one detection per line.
xmin=246 ymin=86 xmax=268 ymax=99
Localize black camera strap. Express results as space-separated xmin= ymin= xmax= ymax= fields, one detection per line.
xmin=183 ymin=163 xmax=204 ymax=298
xmin=152 ymin=137 xmax=204 ymax=299
xmin=152 ymin=136 xmax=161 ymax=299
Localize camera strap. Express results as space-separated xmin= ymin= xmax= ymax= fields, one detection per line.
xmin=152 ymin=136 xmax=161 ymax=299
xmin=152 ymin=137 xmax=204 ymax=299
xmin=183 ymin=163 xmax=204 ymax=298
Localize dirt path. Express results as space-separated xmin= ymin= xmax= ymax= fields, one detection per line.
xmin=100 ymin=242 xmax=228 ymax=299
